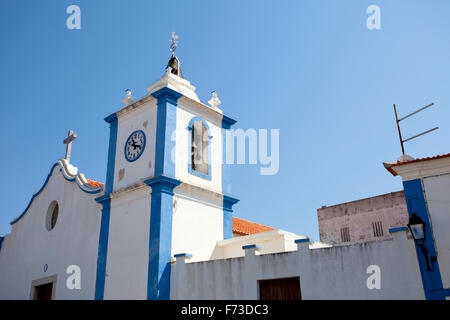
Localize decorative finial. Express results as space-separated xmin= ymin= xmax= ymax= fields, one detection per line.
xmin=122 ymin=88 xmax=134 ymax=105
xmin=169 ymin=32 xmax=179 ymax=56
xmin=63 ymin=130 xmax=77 ymax=162
xmin=166 ymin=32 xmax=183 ymax=78
xmin=208 ymin=91 xmax=221 ymax=109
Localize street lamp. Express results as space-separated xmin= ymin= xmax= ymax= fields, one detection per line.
xmin=407 ymin=213 xmax=431 ymax=271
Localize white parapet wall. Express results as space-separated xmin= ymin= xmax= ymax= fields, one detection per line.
xmin=170 ymin=229 xmax=425 ymax=300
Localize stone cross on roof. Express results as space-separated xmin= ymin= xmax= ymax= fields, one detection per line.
xmin=63 ymin=130 xmax=77 ymax=162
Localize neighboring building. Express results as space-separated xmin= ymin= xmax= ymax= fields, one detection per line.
xmin=317 ymin=191 xmax=409 ymax=245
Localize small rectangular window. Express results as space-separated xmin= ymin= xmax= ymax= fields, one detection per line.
xmin=340 ymin=227 xmax=350 ymax=243
xmin=372 ymin=221 xmax=384 ymax=237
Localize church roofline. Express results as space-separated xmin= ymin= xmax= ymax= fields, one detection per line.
xmin=10 ymin=159 xmax=103 ymax=225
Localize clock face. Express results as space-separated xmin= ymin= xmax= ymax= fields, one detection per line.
xmin=124 ymin=130 xmax=146 ymax=162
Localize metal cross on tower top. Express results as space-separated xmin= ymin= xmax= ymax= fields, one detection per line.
xmin=169 ymin=32 xmax=179 ymax=56
xmin=63 ymin=130 xmax=77 ymax=162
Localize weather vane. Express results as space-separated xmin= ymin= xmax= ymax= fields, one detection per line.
xmin=169 ymin=32 xmax=179 ymax=56
xmin=166 ymin=32 xmax=183 ymax=78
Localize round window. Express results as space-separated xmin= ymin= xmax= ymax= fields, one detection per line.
xmin=46 ymin=201 xmax=59 ymax=231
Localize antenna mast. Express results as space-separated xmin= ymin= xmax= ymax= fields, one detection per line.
xmin=393 ymin=102 xmax=438 ymax=156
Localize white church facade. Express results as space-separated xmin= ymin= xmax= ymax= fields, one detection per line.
xmin=1 ymin=48 xmax=450 ymax=300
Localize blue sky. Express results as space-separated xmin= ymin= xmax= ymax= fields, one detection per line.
xmin=1 ymin=0 xmax=449 ymax=240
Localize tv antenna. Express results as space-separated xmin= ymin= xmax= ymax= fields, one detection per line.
xmin=393 ymin=102 xmax=438 ymax=155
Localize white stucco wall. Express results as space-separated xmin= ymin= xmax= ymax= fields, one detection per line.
xmin=172 ymin=188 xmax=224 ymax=262
xmin=103 ymin=185 xmax=151 ymax=299
xmin=171 ymin=230 xmax=425 ymax=300
xmin=216 ymin=230 xmax=305 ymax=259
xmin=0 ymin=163 xmax=101 ymax=299
xmin=113 ymin=99 xmax=157 ymax=191
xmin=423 ymin=173 xmax=450 ymax=288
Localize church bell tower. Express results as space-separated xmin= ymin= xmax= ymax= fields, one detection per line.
xmin=94 ymin=33 xmax=239 ymax=300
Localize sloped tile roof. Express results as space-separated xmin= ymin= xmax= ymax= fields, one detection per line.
xmin=232 ymin=217 xmax=274 ymax=235
xmin=383 ymin=153 xmax=450 ymax=176
xmin=86 ymin=179 xmax=104 ymax=187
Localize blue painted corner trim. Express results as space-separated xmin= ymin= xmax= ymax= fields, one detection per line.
xmin=104 ymin=113 xmax=118 ymax=194
xmin=389 ymin=227 xmax=409 ymax=233
xmin=93 ymin=112 xmax=119 ymax=300
xmin=144 ymin=175 xmax=181 ymax=300
xmin=187 ymin=116 xmax=212 ymax=180
xmin=0 ymin=236 xmax=4 ymax=251
xmin=403 ymin=179 xmax=446 ymax=300
xmin=242 ymin=244 xmax=262 ymax=250
xmin=152 ymin=87 xmax=182 ymax=178
xmin=222 ymin=114 xmax=237 ymax=130
xmin=295 ymin=238 xmax=311 ymax=243
xmin=223 ymin=195 xmax=239 ymax=240
xmin=144 ymin=175 xmax=182 ymax=193
xmin=152 ymin=87 xmax=183 ymax=105
xmin=174 ymin=253 xmax=192 ymax=258
xmin=94 ymin=194 xmax=111 ymax=300
xmin=221 ymin=114 xmax=237 ymax=189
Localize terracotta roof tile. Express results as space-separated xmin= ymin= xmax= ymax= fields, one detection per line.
xmin=232 ymin=217 xmax=274 ymax=236
xmin=86 ymin=179 xmax=104 ymax=187
xmin=383 ymin=153 xmax=450 ymax=176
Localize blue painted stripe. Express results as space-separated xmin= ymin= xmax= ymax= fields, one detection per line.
xmin=295 ymin=238 xmax=311 ymax=243
xmin=174 ymin=253 xmax=192 ymax=258
xmin=94 ymin=195 xmax=111 ymax=300
xmin=403 ymin=179 xmax=445 ymax=300
xmin=388 ymin=227 xmax=409 ymax=233
xmin=11 ymin=162 xmax=102 ymax=225
xmin=144 ymin=176 xmax=181 ymax=300
xmin=223 ymin=195 xmax=239 ymax=239
xmin=93 ymin=112 xmax=118 ymax=300
xmin=152 ymin=87 xmax=182 ymax=178
xmin=242 ymin=244 xmax=261 ymax=250
xmin=0 ymin=236 xmax=4 ymax=251
xmin=104 ymin=113 xmax=118 ymax=194
xmin=145 ymin=88 xmax=182 ymax=300
xmin=60 ymin=172 xmax=102 ymax=194
xmin=10 ymin=163 xmax=58 ymax=225
xmin=221 ymin=115 xmax=238 ymax=240
xmin=221 ymin=114 xmax=236 ymax=196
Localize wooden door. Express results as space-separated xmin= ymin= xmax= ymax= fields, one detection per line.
xmin=259 ymin=277 xmax=301 ymax=300
xmin=34 ymin=282 xmax=53 ymax=300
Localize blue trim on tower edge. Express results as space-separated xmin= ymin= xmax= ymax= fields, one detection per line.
xmin=145 ymin=87 xmax=182 ymax=300
xmin=222 ymin=114 xmax=238 ymax=239
xmin=144 ymin=175 xmax=182 ymax=300
xmin=152 ymin=87 xmax=182 ymax=178
xmin=93 ymin=112 xmax=118 ymax=300
xmin=403 ymin=179 xmax=447 ymax=300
